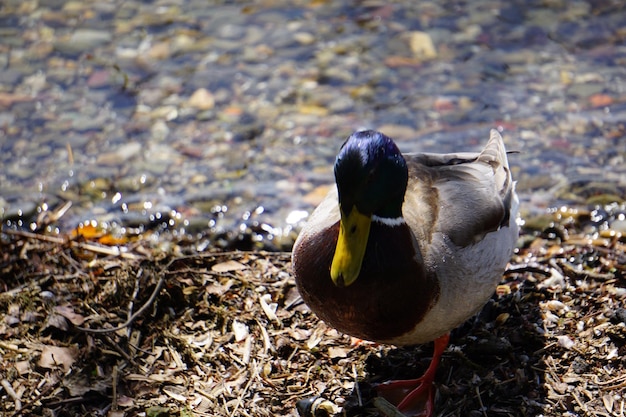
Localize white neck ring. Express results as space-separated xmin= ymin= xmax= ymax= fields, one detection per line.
xmin=372 ymin=215 xmax=406 ymax=227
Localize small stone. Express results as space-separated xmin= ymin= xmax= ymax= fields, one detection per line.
xmin=376 ymin=124 xmax=418 ymax=141
xmin=297 ymin=104 xmax=328 ymax=116
xmin=453 ymin=24 xmax=481 ymax=43
xmin=86 ymin=70 xmax=111 ymax=88
xmin=96 ymin=142 xmax=142 ymax=166
xmin=147 ymin=42 xmax=171 ymax=60
xmin=560 ymin=70 xmax=574 ymax=84
xmin=188 ymin=88 xmax=215 ymax=110
xmin=408 ymin=31 xmax=437 ymax=59
xmin=149 ymin=105 xmax=179 ymax=121
xmin=23 ymin=72 xmax=47 ymax=95
xmin=150 ymin=120 xmax=170 ymax=141
xmin=567 ymin=83 xmax=604 ymax=98
xmin=588 ymin=93 xmax=613 ymax=107
xmin=294 ymin=32 xmax=315 ymax=45
xmin=171 ymin=34 xmax=195 ymax=53
xmin=69 ymin=29 xmax=112 ymax=50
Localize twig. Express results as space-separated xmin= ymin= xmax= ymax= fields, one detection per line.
xmin=475 ymin=386 xmax=488 ymax=417
xmin=0 ymin=341 xmax=29 ymax=353
xmin=230 ymin=360 xmax=259 ymax=417
xmin=284 ymin=295 xmax=305 ymax=311
xmin=3 ymin=229 xmax=65 ymax=244
xmin=1 ymin=379 xmax=22 ymax=411
xmin=0 ymin=275 xmax=51 ymax=298
xmin=6 ymin=373 xmax=58 ymax=417
xmin=111 ymin=365 xmax=118 ymax=412
xmin=571 ymin=389 xmax=592 ymax=417
xmin=127 ymin=268 xmax=144 ymax=337
xmin=66 ymin=143 xmax=74 ymax=165
xmin=104 ymin=334 xmax=136 ymax=364
xmin=255 ymin=318 xmax=273 ymax=355
xmin=72 ymin=241 xmax=140 ymax=260
xmin=165 ymin=250 xmax=292 ymax=266
xmin=504 ymin=262 xmax=552 ymax=277
xmin=557 ymin=258 xmax=615 ymax=281
xmin=45 ymin=200 xmax=73 ymax=223
xmin=594 ymin=373 xmax=626 ymax=390
xmin=2 ymin=229 xmax=140 ymax=259
xmin=75 ymin=274 xmax=164 ymax=334
xmin=353 ymin=364 xmax=363 ymax=407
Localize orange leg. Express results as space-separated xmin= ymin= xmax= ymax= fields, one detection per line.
xmin=376 ymin=334 xmax=450 ymax=417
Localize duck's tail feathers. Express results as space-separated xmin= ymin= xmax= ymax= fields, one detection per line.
xmin=477 ymin=129 xmax=511 ymax=171
xmin=481 ymin=130 xmax=517 ymax=228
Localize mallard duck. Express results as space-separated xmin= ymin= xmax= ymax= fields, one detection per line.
xmin=292 ymin=129 xmax=518 ymax=416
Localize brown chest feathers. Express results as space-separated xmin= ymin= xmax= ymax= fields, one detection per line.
xmin=293 ymin=221 xmax=440 ymax=342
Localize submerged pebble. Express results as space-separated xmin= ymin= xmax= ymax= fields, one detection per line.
xmin=1 ymin=1 xmax=625 ymax=248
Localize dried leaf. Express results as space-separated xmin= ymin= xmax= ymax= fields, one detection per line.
xmin=117 ymin=395 xmax=134 ymax=407
xmin=45 ymin=313 xmax=69 ymax=331
xmin=602 ymin=394 xmax=614 ymax=413
xmin=328 ymin=346 xmax=350 ymax=359
xmin=72 ymin=223 xmax=102 ymax=239
xmin=289 ymin=327 xmax=311 ymax=341
xmin=191 ymin=332 xmax=213 ymax=348
xmin=211 ymin=260 xmax=246 ymax=273
xmin=232 ymin=320 xmax=249 ymax=342
xmin=63 ymin=372 xmax=109 ymax=396
xmin=54 ymin=305 xmax=86 ymax=325
xmin=163 ymin=385 xmax=187 ymax=402
xmin=38 ymin=345 xmax=77 ymax=372
xmin=556 ymin=335 xmax=575 ymax=349
xmin=14 ymin=360 xmax=30 ymax=375
xmin=206 ymin=278 xmax=235 ymax=295
xmin=259 ymin=293 xmax=280 ymax=324
xmin=307 ymin=325 xmax=325 ymax=350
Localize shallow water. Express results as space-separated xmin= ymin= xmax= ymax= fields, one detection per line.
xmin=1 ymin=0 xmax=625 ymax=247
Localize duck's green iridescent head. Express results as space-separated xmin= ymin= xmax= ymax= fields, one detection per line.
xmin=334 ymin=130 xmax=408 ymax=218
xmin=330 ymin=130 xmax=409 ymax=287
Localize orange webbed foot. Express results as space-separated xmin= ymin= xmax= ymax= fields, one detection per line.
xmin=375 ymin=334 xmax=450 ymax=417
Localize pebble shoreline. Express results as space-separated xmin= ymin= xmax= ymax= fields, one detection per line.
xmin=1 ymin=1 xmax=625 ymax=249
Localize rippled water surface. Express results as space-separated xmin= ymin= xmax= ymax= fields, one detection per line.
xmin=1 ymin=0 xmax=625 ymax=247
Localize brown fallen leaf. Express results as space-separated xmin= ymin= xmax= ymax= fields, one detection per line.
xmin=163 ymin=385 xmax=188 ymax=402
xmin=38 ymin=345 xmax=78 ymax=372
xmin=328 ymin=346 xmax=350 ymax=359
xmin=206 ymin=277 xmax=235 ymax=295
xmin=211 ymin=260 xmax=247 ymax=273
xmin=45 ymin=312 xmax=69 ymax=331
xmin=54 ymin=305 xmax=86 ymax=326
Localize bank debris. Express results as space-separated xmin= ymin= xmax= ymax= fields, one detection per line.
xmin=1 ymin=203 xmax=625 ymax=417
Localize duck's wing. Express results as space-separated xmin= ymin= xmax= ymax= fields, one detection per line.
xmin=402 ymin=129 xmax=516 ymax=249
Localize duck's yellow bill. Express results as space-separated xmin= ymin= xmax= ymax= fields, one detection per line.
xmin=330 ymin=207 xmax=371 ymax=287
